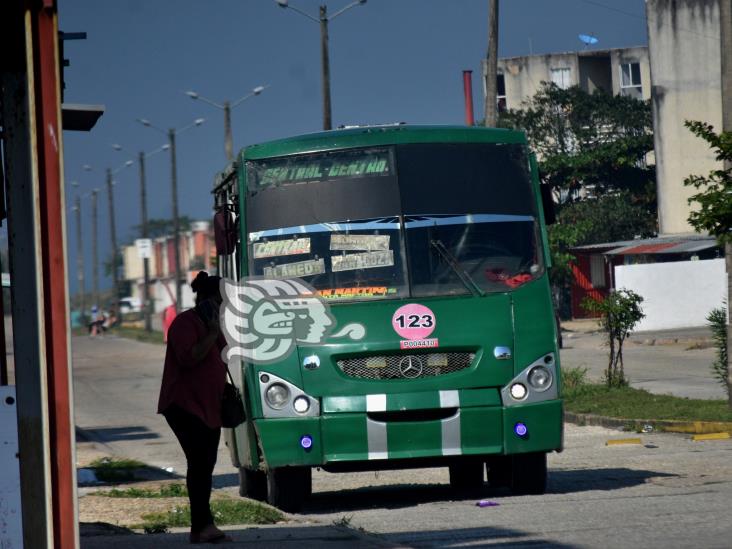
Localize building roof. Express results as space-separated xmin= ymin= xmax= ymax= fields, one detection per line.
xmin=572 ymin=234 xmax=719 ymax=256
xmin=499 ymin=45 xmax=647 ymax=63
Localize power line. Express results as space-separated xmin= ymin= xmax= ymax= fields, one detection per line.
xmin=576 ymin=0 xmax=720 ymax=42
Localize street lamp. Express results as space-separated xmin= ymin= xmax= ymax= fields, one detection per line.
xmin=136 ymin=117 xmax=206 ymax=313
xmin=111 ymin=143 xmax=169 ymax=331
xmin=275 ymin=0 xmax=367 ymax=130
xmin=69 ymin=181 xmax=86 ymax=315
xmin=185 ymin=85 xmax=267 ymax=161
xmin=107 ymin=159 xmax=134 ymax=311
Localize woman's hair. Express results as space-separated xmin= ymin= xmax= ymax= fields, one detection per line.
xmin=191 ymin=271 xmax=222 ymax=302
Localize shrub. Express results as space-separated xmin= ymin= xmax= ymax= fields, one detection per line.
xmin=582 ymin=289 xmax=644 ymax=388
xmin=707 ymin=306 xmax=729 ymax=398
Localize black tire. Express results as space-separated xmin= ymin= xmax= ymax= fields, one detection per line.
xmin=486 ymin=452 xmax=547 ymax=495
xmin=238 ymin=467 xmax=267 ymax=501
xmin=266 ymin=466 xmax=312 ymax=513
xmin=486 ymin=455 xmax=512 ymax=489
xmin=511 ymin=452 xmax=547 ymax=495
xmin=448 ymin=458 xmax=484 ymax=496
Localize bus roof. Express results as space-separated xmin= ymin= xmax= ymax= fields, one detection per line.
xmin=241 ymin=125 xmax=527 ymax=161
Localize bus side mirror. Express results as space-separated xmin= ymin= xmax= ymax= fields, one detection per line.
xmin=213 ymin=209 xmax=237 ymax=255
xmin=540 ymin=184 xmax=556 ymax=225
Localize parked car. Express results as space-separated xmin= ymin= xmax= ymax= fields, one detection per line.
xmin=118 ymin=297 xmax=142 ymax=314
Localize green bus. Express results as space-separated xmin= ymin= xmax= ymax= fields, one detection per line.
xmin=213 ymin=125 xmax=562 ymax=512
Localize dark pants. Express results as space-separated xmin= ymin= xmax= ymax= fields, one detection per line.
xmin=163 ymin=404 xmax=221 ymax=533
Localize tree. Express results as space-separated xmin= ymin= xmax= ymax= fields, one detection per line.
xmin=500 ymin=82 xmax=655 ymax=203
xmin=582 ymin=289 xmax=645 ymax=388
xmin=501 ymin=83 xmax=657 ymax=316
xmin=683 ymin=120 xmax=732 ymax=406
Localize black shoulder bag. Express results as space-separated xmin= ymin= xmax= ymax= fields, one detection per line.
xmin=222 ymin=365 xmax=246 ymax=428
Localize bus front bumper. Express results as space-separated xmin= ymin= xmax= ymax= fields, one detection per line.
xmin=254 ymin=399 xmax=563 ymax=469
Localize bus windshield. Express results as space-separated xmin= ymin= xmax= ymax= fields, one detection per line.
xmin=246 ymin=142 xmax=543 ymax=301
xmin=248 ymin=217 xmax=409 ymax=302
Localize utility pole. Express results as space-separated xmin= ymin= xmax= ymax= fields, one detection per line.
xmin=138 ymin=152 xmax=152 ymax=331
xmin=483 ymin=0 xmax=499 ymax=127
xmin=74 ymin=195 xmax=85 ymax=314
xmin=91 ymin=189 xmax=99 ymax=308
xmin=223 ymin=101 xmax=233 ymax=161
xmin=719 ymin=0 xmax=732 ymax=402
xmin=320 ymin=4 xmax=332 ymax=131
xmin=169 ymin=129 xmax=182 ymax=312
xmin=106 ymin=168 xmax=119 ymax=310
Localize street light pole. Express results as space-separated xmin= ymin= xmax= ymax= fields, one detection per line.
xmin=106 ymin=168 xmax=120 ymax=311
xmin=91 ymin=189 xmax=99 ymax=309
xmin=186 ymin=87 xmax=266 ymax=162
xmin=319 ymin=5 xmax=332 ymax=131
xmin=168 ymin=128 xmax=182 ymax=312
xmin=138 ymin=151 xmax=152 ymax=332
xmin=223 ymin=100 xmax=233 ymax=161
xmin=276 ymin=0 xmax=366 ymax=130
xmin=483 ymin=0 xmax=499 ymax=127
xmin=137 ymin=117 xmax=204 ymax=313
xmin=73 ymin=194 xmax=85 ymax=315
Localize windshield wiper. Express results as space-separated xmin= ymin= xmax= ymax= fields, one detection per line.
xmin=430 ymin=239 xmax=485 ymax=297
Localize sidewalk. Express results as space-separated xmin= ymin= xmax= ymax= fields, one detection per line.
xmin=80 ymin=524 xmax=394 ymax=548
xmin=561 ymin=318 xmax=713 ymax=346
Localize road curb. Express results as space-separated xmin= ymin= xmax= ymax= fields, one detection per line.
xmin=564 ymin=411 xmax=732 ymax=434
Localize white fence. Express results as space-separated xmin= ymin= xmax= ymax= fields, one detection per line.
xmin=614 ymin=258 xmax=726 ymax=331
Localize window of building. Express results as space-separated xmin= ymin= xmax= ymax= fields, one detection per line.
xmin=589 ymin=255 xmax=606 ymax=288
xmin=497 ymin=73 xmax=506 ymax=112
xmin=620 ymin=62 xmax=642 ymax=98
xmin=550 ymin=67 xmax=571 ymax=89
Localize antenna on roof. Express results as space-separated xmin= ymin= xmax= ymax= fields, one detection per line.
xmin=578 ymin=34 xmax=599 ymax=49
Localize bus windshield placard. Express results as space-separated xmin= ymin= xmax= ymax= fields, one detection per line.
xmin=250 ymin=148 xmax=392 ymax=188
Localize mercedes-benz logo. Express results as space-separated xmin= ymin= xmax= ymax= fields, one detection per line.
xmin=398 ymin=356 xmax=423 ymax=378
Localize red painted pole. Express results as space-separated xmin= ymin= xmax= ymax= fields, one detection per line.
xmin=463 ymin=70 xmax=475 ymax=126
xmin=32 ymin=1 xmax=78 ymax=546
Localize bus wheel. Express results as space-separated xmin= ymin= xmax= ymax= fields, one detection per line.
xmin=510 ymin=452 xmax=547 ymax=495
xmin=486 ymin=456 xmax=512 ymax=489
xmin=266 ymin=466 xmax=312 ymax=513
xmin=238 ymin=467 xmax=267 ymax=501
xmin=449 ymin=459 xmax=484 ymax=495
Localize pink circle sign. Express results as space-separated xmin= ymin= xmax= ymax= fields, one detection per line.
xmin=392 ymin=304 xmax=436 ymax=340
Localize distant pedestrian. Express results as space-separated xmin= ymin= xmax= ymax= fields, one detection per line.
xmin=157 ymin=271 xmax=232 ymax=544
xmin=162 ymin=303 xmax=177 ymax=343
xmin=88 ymin=306 xmax=106 ymax=336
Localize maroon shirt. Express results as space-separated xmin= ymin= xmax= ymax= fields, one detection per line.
xmin=157 ymin=309 xmax=227 ymax=428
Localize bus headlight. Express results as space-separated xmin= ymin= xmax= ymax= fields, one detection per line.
xmin=527 ymin=366 xmax=553 ymax=391
xmin=293 ymin=396 xmax=311 ymax=414
xmin=510 ymin=383 xmax=528 ymax=400
xmin=257 ymin=372 xmax=321 ymax=418
xmin=501 ymin=353 xmax=558 ymax=406
xmin=265 ymin=383 xmax=290 ymax=409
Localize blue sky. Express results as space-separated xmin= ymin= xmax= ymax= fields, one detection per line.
xmin=59 ymin=0 xmax=647 ymax=294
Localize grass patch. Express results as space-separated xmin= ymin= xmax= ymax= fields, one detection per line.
xmin=133 ymin=498 xmax=283 ymax=530
xmin=564 ymin=383 xmax=732 ymax=422
xmin=89 ymin=457 xmax=147 ymax=483
xmin=93 ymin=484 xmax=188 ymax=498
xmin=108 ymin=326 xmax=164 ymax=345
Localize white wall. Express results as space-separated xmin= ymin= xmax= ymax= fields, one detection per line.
xmin=614 ymin=258 xmax=726 ymax=331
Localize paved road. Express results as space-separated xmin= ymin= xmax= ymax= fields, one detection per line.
xmin=560 ymin=329 xmax=721 ymax=400
xmin=72 ymin=334 xmax=732 ymax=548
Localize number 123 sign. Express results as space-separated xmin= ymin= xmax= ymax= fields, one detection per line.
xmin=392 ymin=304 xmax=438 ymax=349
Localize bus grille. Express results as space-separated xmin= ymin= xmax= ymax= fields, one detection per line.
xmin=336 ymin=352 xmax=475 ymax=380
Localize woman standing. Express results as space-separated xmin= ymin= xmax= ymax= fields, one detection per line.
xmin=157 ymin=271 xmax=232 ymax=544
